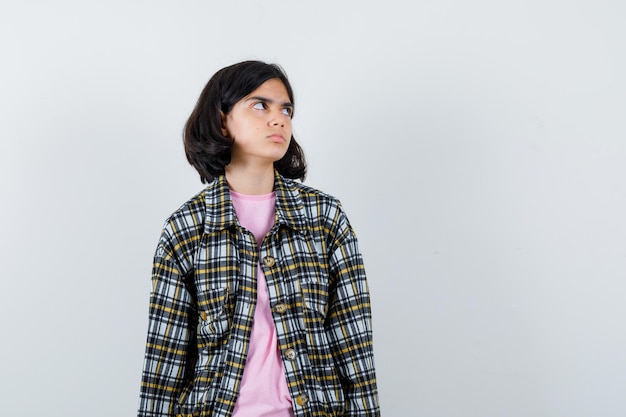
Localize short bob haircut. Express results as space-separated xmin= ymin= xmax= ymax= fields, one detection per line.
xmin=183 ymin=60 xmax=307 ymax=184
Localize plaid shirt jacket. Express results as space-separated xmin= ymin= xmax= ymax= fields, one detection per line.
xmin=138 ymin=171 xmax=379 ymax=417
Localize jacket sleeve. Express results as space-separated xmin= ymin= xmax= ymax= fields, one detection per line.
xmin=138 ymin=227 xmax=196 ymax=417
xmin=326 ymin=204 xmax=381 ymax=417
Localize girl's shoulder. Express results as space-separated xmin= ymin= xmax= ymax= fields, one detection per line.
xmin=283 ymin=177 xmax=340 ymax=206
xmin=161 ymin=187 xmax=209 ymax=239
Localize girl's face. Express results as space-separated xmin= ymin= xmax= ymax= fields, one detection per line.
xmin=223 ymin=78 xmax=293 ymax=168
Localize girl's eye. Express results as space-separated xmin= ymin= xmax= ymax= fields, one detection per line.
xmin=252 ymin=102 xmax=267 ymax=110
xmin=282 ymin=107 xmax=293 ymax=116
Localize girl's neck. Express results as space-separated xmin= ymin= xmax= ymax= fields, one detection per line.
xmin=225 ymin=164 xmax=275 ymax=195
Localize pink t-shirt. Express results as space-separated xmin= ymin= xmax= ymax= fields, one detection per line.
xmin=230 ymin=190 xmax=294 ymax=417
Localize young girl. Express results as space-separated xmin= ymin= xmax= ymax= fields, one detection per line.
xmin=138 ymin=60 xmax=380 ymax=417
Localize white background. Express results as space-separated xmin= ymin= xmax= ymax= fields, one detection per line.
xmin=1 ymin=1 xmax=625 ymax=416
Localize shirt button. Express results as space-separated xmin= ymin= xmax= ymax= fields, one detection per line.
xmin=284 ymin=348 xmax=297 ymax=361
xmin=274 ymin=303 xmax=288 ymax=314
xmin=263 ymin=256 xmax=275 ymax=267
xmin=295 ymin=394 xmax=309 ymax=406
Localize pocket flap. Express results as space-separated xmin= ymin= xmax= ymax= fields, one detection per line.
xmin=197 ymin=287 xmax=229 ymax=321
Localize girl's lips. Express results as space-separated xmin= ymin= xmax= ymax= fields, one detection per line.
xmin=268 ymin=134 xmax=285 ymax=142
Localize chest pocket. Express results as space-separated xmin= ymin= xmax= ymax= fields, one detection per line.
xmin=300 ymin=281 xmax=329 ymax=321
xmin=197 ymin=287 xmax=230 ymax=349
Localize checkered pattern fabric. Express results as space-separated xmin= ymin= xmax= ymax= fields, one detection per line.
xmin=138 ymin=171 xmax=380 ymax=417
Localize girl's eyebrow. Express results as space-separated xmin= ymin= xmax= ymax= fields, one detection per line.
xmin=246 ymin=96 xmax=293 ymax=108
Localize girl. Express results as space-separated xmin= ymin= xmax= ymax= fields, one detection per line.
xmin=138 ymin=60 xmax=379 ymax=417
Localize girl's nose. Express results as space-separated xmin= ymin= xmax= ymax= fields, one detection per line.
xmin=269 ymin=111 xmax=286 ymax=127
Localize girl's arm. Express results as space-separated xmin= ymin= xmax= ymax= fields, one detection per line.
xmin=137 ymin=230 xmax=196 ymax=417
xmin=326 ymin=207 xmax=381 ymax=417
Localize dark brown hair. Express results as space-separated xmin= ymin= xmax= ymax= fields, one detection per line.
xmin=183 ymin=60 xmax=307 ymax=183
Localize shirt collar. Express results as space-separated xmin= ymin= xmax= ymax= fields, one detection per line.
xmin=204 ymin=170 xmax=308 ymax=234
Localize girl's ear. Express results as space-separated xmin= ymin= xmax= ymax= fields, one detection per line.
xmin=220 ymin=111 xmax=228 ymax=137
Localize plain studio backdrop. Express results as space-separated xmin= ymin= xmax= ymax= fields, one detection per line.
xmin=1 ymin=1 xmax=625 ymax=416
